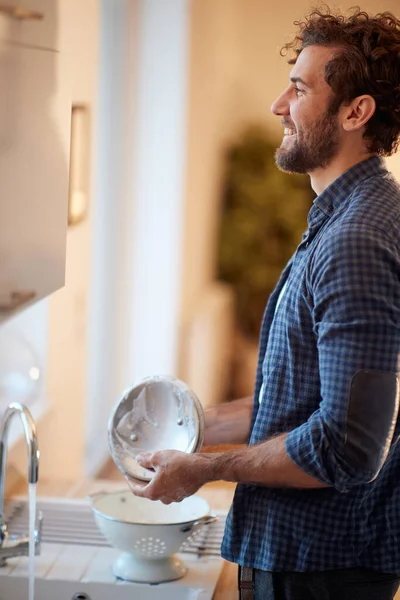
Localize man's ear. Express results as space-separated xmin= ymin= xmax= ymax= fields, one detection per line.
xmin=342 ymin=95 xmax=376 ymax=132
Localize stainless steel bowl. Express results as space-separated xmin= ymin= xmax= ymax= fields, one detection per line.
xmin=108 ymin=375 xmax=205 ymax=483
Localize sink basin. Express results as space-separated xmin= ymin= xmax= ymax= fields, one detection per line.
xmin=0 ymin=544 xmax=223 ymax=600
xmin=0 ymin=545 xmax=222 ymax=599
xmin=0 ymin=575 xmax=207 ymax=600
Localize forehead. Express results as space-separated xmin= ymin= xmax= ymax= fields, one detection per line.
xmin=290 ymin=45 xmax=338 ymax=87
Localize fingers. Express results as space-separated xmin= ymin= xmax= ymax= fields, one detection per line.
xmin=128 ymin=481 xmax=167 ymax=502
xmin=125 ymin=450 xmax=195 ymax=504
xmin=125 ymin=474 xmax=184 ymax=504
xmin=127 ymin=486 xmax=188 ymax=504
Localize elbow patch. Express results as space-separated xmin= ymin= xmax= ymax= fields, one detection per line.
xmin=344 ymin=370 xmax=400 ymax=475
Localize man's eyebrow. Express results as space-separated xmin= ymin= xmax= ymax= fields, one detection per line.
xmin=290 ymin=76 xmax=311 ymax=88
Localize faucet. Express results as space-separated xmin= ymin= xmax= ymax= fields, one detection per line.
xmin=0 ymin=402 xmax=41 ymax=565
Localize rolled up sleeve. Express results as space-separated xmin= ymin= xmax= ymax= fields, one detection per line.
xmin=285 ymin=223 xmax=400 ymax=493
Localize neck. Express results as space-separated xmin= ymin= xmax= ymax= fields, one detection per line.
xmin=309 ymin=149 xmax=376 ymax=195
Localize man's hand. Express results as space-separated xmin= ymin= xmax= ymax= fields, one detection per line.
xmin=126 ymin=450 xmax=210 ymax=504
xmin=126 ymin=433 xmax=327 ymax=504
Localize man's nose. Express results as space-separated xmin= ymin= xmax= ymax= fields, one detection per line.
xmin=271 ymin=89 xmax=290 ymax=116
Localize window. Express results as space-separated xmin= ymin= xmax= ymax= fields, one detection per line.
xmin=0 ymin=299 xmax=49 ymax=444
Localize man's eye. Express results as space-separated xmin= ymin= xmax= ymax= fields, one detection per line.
xmin=295 ymin=87 xmax=305 ymax=96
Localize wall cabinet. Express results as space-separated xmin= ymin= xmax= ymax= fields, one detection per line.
xmin=0 ymin=2 xmax=70 ymax=324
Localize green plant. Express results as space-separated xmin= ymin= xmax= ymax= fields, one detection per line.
xmin=218 ymin=125 xmax=314 ymax=339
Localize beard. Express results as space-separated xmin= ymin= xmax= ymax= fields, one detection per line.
xmin=275 ymin=106 xmax=341 ymax=174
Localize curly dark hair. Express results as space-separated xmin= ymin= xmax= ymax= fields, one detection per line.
xmin=281 ymin=6 xmax=400 ymax=156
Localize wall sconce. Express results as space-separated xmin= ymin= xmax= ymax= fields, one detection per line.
xmin=68 ymin=104 xmax=91 ymax=226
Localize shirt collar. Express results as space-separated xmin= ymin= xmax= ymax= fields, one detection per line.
xmin=308 ymin=156 xmax=388 ymax=229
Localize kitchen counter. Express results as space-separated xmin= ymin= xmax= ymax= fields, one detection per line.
xmin=9 ymin=476 xmax=239 ymax=600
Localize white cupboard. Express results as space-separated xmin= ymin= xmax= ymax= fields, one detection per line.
xmin=0 ymin=1 xmax=70 ymax=323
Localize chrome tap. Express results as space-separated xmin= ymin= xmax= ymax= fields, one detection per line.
xmin=0 ymin=402 xmax=41 ymax=565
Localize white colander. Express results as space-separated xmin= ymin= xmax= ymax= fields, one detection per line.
xmin=90 ymin=490 xmax=217 ymax=583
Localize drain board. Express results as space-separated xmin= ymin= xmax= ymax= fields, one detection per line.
xmin=4 ymin=497 xmax=226 ymax=557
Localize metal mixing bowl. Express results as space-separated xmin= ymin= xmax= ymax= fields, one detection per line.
xmin=108 ymin=375 xmax=205 ymax=483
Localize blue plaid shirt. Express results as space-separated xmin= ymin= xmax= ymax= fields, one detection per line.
xmin=221 ymin=156 xmax=400 ymax=572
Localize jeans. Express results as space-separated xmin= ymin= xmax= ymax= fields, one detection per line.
xmin=239 ymin=567 xmax=400 ymax=600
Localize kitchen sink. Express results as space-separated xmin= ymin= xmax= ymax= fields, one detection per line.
xmin=0 ymin=573 xmax=209 ymax=600
xmin=0 ymin=497 xmax=226 ymax=600
xmin=0 ymin=542 xmax=223 ymax=600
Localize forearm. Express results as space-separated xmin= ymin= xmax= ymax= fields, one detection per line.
xmin=202 ymin=396 xmax=253 ymax=446
xmin=199 ymin=433 xmax=328 ymax=489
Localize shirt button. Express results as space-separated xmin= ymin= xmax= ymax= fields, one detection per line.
xmin=305 ymin=242 xmax=309 ymax=248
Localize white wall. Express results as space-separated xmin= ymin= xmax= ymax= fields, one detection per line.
xmin=85 ymin=0 xmax=193 ymax=474
xmin=84 ymin=0 xmax=139 ymax=476
xmin=127 ymin=0 xmax=190 ymax=381
xmin=180 ymin=0 xmax=242 ymax=324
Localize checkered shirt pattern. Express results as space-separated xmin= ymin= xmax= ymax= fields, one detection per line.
xmin=221 ymin=156 xmax=400 ymax=572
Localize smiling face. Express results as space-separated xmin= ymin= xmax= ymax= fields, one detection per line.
xmin=272 ymin=45 xmax=343 ymax=174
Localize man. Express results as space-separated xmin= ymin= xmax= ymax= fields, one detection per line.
xmin=128 ymin=8 xmax=400 ymax=599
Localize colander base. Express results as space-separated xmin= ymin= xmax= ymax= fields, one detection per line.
xmin=113 ymin=552 xmax=188 ymax=583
